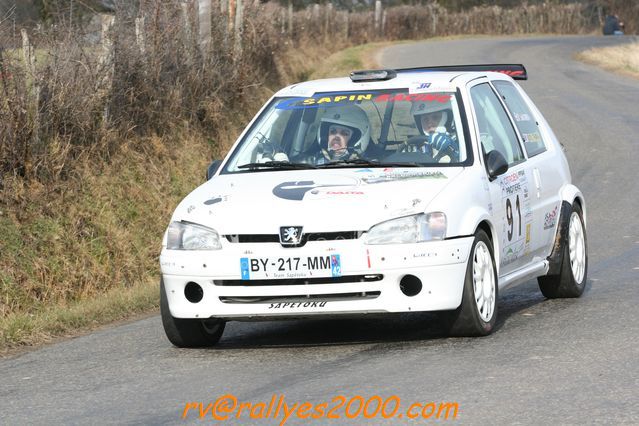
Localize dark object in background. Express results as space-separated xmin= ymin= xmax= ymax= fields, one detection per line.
xmin=603 ymin=14 xmax=625 ymax=35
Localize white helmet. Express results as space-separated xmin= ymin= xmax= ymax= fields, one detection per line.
xmin=317 ymin=104 xmax=371 ymax=153
xmin=410 ymin=99 xmax=452 ymax=135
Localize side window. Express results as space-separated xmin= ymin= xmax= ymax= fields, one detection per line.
xmin=470 ymin=83 xmax=524 ymax=166
xmin=493 ymin=81 xmax=547 ymax=157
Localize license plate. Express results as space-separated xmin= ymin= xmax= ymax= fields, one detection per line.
xmin=240 ymin=255 xmax=341 ymax=280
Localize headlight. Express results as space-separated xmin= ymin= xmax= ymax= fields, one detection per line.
xmin=364 ymin=213 xmax=446 ymax=245
xmin=166 ymin=221 xmax=222 ymax=250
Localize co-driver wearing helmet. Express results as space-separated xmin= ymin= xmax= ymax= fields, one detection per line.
xmin=313 ymin=104 xmax=371 ymax=165
xmin=408 ymin=99 xmax=458 ymax=162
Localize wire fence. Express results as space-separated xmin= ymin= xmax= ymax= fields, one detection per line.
xmin=0 ymin=0 xmax=634 ymax=183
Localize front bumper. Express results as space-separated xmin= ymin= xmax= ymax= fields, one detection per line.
xmin=160 ymin=237 xmax=474 ymax=320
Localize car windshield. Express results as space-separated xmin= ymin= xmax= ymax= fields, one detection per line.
xmin=223 ymin=89 xmax=470 ymax=172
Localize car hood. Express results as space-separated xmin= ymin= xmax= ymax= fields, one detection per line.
xmin=172 ymin=167 xmax=464 ymax=234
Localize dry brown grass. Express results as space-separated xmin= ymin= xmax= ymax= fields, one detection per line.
xmin=0 ymin=40 xmax=373 ymax=351
xmin=0 ymin=127 xmax=254 ymax=350
xmin=577 ymin=42 xmax=639 ymax=79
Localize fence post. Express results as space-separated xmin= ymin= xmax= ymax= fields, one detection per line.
xmin=324 ymin=3 xmax=332 ymax=42
xmin=280 ymin=8 xmax=286 ymax=34
xmin=180 ymin=1 xmax=197 ymax=63
xmin=135 ymin=16 xmax=146 ymax=55
xmin=99 ymin=14 xmax=115 ymax=125
xmin=431 ymin=7 xmax=437 ymax=35
xmin=382 ymin=9 xmax=387 ymax=37
xmin=312 ymin=3 xmax=320 ymax=34
xmin=198 ymin=0 xmax=212 ymax=54
xmin=229 ymin=0 xmax=236 ymax=34
xmin=344 ymin=11 xmax=349 ymax=41
xmin=234 ymin=0 xmax=243 ymax=56
xmin=287 ymin=0 xmax=293 ymax=36
xmin=374 ymin=0 xmax=382 ymax=33
xmin=20 ymin=29 xmax=39 ymax=178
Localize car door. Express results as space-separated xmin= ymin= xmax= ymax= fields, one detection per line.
xmin=491 ymin=80 xmax=563 ymax=261
xmin=468 ymin=81 xmax=536 ymax=276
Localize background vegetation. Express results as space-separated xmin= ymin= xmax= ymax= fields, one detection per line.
xmin=0 ymin=0 xmax=636 ymax=350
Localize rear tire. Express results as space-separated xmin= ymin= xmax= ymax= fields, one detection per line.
xmin=538 ymin=203 xmax=587 ymax=298
xmin=160 ymin=278 xmax=225 ymax=347
xmin=445 ymin=229 xmax=498 ymax=336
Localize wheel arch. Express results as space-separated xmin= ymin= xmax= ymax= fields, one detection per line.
xmin=559 ymin=184 xmax=587 ymax=228
xmin=457 ymin=207 xmax=500 ymax=275
xmin=476 ymin=219 xmax=500 ymax=275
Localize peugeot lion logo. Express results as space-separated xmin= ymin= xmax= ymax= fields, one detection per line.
xmin=280 ymin=226 xmax=303 ymax=246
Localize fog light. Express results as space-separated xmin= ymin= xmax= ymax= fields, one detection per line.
xmin=184 ymin=282 xmax=204 ymax=303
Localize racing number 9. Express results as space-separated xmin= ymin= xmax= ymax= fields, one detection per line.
xmin=506 ymin=195 xmax=522 ymax=242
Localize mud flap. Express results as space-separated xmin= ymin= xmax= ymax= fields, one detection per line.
xmin=546 ymin=201 xmax=573 ymax=275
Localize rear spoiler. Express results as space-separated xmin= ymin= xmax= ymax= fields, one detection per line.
xmin=395 ymin=64 xmax=528 ymax=80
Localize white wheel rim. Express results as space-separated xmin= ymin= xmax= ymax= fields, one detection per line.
xmin=472 ymin=241 xmax=496 ymax=322
xmin=568 ymin=212 xmax=586 ymax=284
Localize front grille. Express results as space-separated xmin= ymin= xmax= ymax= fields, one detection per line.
xmin=224 ymin=231 xmax=362 ymax=245
xmin=219 ymin=291 xmax=381 ymax=304
xmin=214 ymin=274 xmax=383 ymax=286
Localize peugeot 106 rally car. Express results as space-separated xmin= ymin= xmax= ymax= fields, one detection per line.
xmin=160 ymin=64 xmax=587 ymax=347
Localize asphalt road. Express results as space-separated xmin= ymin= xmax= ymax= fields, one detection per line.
xmin=2 ymin=36 xmax=639 ymax=425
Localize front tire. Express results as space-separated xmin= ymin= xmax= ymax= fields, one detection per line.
xmin=160 ymin=278 xmax=225 ymax=347
xmin=445 ymin=229 xmax=498 ymax=336
xmin=538 ymin=203 xmax=587 ymax=298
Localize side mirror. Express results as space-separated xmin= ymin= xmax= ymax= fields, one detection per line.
xmin=485 ymin=150 xmax=508 ymax=181
xmin=206 ymin=160 xmax=222 ymax=181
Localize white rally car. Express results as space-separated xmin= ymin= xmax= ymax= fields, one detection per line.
xmin=160 ymin=65 xmax=587 ymax=347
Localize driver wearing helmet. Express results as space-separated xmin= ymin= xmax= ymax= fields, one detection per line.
xmin=314 ymin=104 xmax=371 ymax=164
xmin=409 ymin=99 xmax=459 ymax=162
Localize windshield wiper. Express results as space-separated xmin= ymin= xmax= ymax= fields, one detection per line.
xmin=238 ymin=161 xmax=317 ymax=170
xmin=316 ymin=159 xmax=422 ymax=168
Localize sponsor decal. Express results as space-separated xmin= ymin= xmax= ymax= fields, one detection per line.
xmin=324 ymin=191 xmax=364 ymax=195
xmin=544 ymin=205 xmax=559 ymax=230
xmin=489 ymin=69 xmax=525 ymax=78
xmin=522 ymin=132 xmax=542 ymax=143
xmin=204 ymin=197 xmax=222 ymax=205
xmin=502 ymin=241 xmax=525 ymax=264
xmin=276 ymin=92 xmax=451 ymax=110
xmin=360 ymin=170 xmax=447 ymax=184
xmin=276 ymin=93 xmax=375 ymax=110
xmin=413 ymin=252 xmax=437 ymax=258
xmin=500 ymin=170 xmax=532 ymax=265
xmin=374 ymin=93 xmax=451 ymax=103
xmin=203 ymin=194 xmax=229 ymax=205
xmin=268 ymin=301 xmax=328 ymax=309
xmin=272 ymin=171 xmax=444 ymax=202
xmin=272 ymin=179 xmax=356 ymax=200
xmin=513 ymin=112 xmax=531 ymax=122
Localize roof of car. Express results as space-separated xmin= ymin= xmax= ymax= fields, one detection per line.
xmin=275 ymin=70 xmax=516 ymax=98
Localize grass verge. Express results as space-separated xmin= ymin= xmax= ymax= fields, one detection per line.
xmin=576 ymin=42 xmax=639 ymax=79
xmin=0 ymin=279 xmax=158 ymax=356
xmin=0 ymin=41 xmax=384 ymax=355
